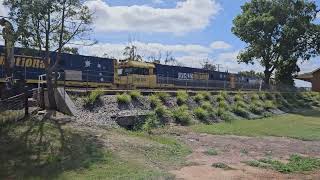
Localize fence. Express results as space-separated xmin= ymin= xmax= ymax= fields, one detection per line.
xmin=0 ymin=88 xmax=40 ymax=124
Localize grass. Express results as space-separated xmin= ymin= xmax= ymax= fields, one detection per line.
xmin=84 ymin=88 xmax=104 ymax=106
xmin=244 ymin=155 xmax=320 ymax=173
xmin=149 ymin=94 xmax=162 ymax=108
xmin=211 ymin=163 xmax=233 ymax=170
xmin=205 ymin=148 xmax=218 ymax=156
xmin=129 ymin=90 xmax=142 ymax=100
xmin=176 ymin=91 xmax=189 ymax=105
xmin=1 ymin=118 xmax=190 ymax=179
xmin=116 ymin=93 xmax=132 ymax=104
xmin=192 ymin=110 xmax=320 ymax=141
xmin=172 ymin=105 xmax=192 ymax=125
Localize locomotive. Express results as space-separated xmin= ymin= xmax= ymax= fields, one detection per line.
xmin=0 ymin=45 xmax=262 ymax=90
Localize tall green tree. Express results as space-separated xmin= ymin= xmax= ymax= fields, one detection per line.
xmin=232 ymin=0 xmax=320 ymax=86
xmin=4 ymin=0 xmax=92 ymax=109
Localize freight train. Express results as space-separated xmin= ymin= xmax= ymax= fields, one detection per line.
xmin=0 ymin=45 xmax=262 ymax=90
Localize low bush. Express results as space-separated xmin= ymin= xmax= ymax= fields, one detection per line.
xmin=142 ymin=113 xmax=161 ymax=133
xmin=249 ymin=103 xmax=264 ymax=115
xmin=194 ymin=107 xmax=209 ymax=122
xmin=200 ymin=91 xmax=211 ymax=101
xmin=218 ymin=100 xmax=229 ymax=110
xmin=149 ymin=94 xmax=162 ymax=108
xmin=201 ymin=101 xmax=212 ymax=111
xmin=176 ymin=91 xmax=189 ymax=105
xmin=251 ymin=93 xmax=260 ymax=101
xmin=215 ymin=108 xmax=234 ymax=123
xmin=265 ymin=93 xmax=274 ymax=100
xmin=193 ymin=93 xmax=204 ymax=103
xmin=216 ymin=91 xmax=227 ymax=102
xmin=235 ymin=101 xmax=246 ymax=108
xmin=155 ymin=105 xmax=172 ymax=118
xmin=172 ymin=105 xmax=192 ymax=125
xmin=129 ymin=90 xmax=141 ymax=100
xmin=84 ymin=88 xmax=104 ymax=106
xmin=116 ymin=93 xmax=132 ymax=104
xmin=259 ymin=92 xmax=267 ymax=100
xmin=205 ymin=148 xmax=218 ymax=156
xmin=234 ymin=94 xmax=243 ymax=102
xmin=156 ymin=92 xmax=170 ymax=103
xmin=232 ymin=104 xmax=250 ymax=118
xmin=264 ymin=100 xmax=275 ymax=110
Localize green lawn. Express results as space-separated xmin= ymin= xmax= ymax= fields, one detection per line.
xmin=0 ymin=118 xmax=189 ymax=180
xmin=192 ymin=110 xmax=320 ymax=141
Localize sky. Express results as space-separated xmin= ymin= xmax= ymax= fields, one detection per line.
xmin=1 ymin=0 xmax=320 ymax=87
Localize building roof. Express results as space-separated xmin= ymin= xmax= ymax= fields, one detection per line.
xmin=296 ymin=68 xmax=320 ymax=82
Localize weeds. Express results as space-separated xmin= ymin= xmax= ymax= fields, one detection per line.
xmin=245 ymin=155 xmax=320 ymax=173
xmin=117 ymin=93 xmax=132 ymax=104
xmin=232 ymin=104 xmax=250 ymax=118
xmin=172 ymin=105 xmax=192 ymax=125
xmin=129 ymin=90 xmax=142 ymax=100
xmin=201 ymin=101 xmax=212 ymax=111
xmin=194 ymin=107 xmax=209 ymax=122
xmin=176 ymin=91 xmax=189 ymax=105
xmin=155 ymin=105 xmax=172 ymax=118
xmin=212 ymin=163 xmax=233 ymax=170
xmin=84 ymin=88 xmax=104 ymax=106
xmin=149 ymin=95 xmax=162 ymax=108
xmin=205 ymin=148 xmax=218 ymax=156
xmin=264 ymin=100 xmax=275 ymax=110
xmin=156 ymin=92 xmax=170 ymax=103
xmin=193 ymin=93 xmax=204 ymax=103
xmin=142 ymin=113 xmax=161 ymax=133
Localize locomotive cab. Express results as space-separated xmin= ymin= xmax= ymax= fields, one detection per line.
xmin=115 ymin=60 xmax=157 ymax=89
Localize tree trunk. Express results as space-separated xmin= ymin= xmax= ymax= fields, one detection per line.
xmin=46 ymin=70 xmax=57 ymax=110
xmin=264 ymin=70 xmax=271 ymax=89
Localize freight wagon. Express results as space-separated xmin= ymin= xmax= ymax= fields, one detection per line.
xmin=0 ymin=45 xmax=262 ymax=90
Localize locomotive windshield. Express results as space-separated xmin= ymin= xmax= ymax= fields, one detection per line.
xmin=118 ymin=67 xmax=149 ymax=76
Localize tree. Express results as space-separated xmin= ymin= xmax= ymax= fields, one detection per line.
xmin=202 ymin=60 xmax=217 ymax=71
xmin=239 ymin=70 xmax=264 ymax=79
xmin=123 ymin=45 xmax=142 ymax=61
xmin=62 ymin=47 xmax=79 ymax=55
xmin=232 ymin=0 xmax=320 ymax=86
xmin=4 ymin=0 xmax=92 ymax=109
xmin=275 ymin=58 xmax=300 ymax=88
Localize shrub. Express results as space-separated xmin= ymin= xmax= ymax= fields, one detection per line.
xmin=249 ymin=102 xmax=264 ymax=115
xmin=251 ymin=93 xmax=260 ymax=101
xmin=116 ymin=93 xmax=132 ymax=104
xmin=216 ymin=91 xmax=227 ymax=102
xmin=142 ymin=113 xmax=161 ymax=133
xmin=172 ymin=105 xmax=191 ymax=125
xmin=176 ymin=91 xmax=189 ymax=105
xmin=193 ymin=93 xmax=204 ymax=103
xmin=235 ymin=101 xmax=246 ymax=108
xmin=200 ymin=91 xmax=211 ymax=101
xmin=234 ymin=94 xmax=243 ymax=102
xmin=155 ymin=105 xmax=172 ymax=118
xmin=264 ymin=100 xmax=275 ymax=110
xmin=259 ymin=92 xmax=267 ymax=100
xmin=149 ymin=94 xmax=162 ymax=108
xmin=129 ymin=90 xmax=141 ymax=100
xmin=205 ymin=148 xmax=218 ymax=156
xmin=194 ymin=107 xmax=209 ymax=122
xmin=201 ymin=101 xmax=212 ymax=110
xmin=156 ymin=92 xmax=170 ymax=103
xmin=218 ymin=100 xmax=229 ymax=110
xmin=232 ymin=104 xmax=250 ymax=118
xmin=265 ymin=93 xmax=274 ymax=100
xmin=84 ymin=88 xmax=104 ymax=106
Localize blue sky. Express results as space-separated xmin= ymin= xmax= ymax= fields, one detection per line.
xmin=0 ymin=0 xmax=319 ymax=86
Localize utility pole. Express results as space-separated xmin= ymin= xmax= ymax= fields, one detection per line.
xmin=216 ymin=64 xmax=222 ymax=72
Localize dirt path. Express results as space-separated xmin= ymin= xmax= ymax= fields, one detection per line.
xmin=171 ymin=133 xmax=320 ymax=180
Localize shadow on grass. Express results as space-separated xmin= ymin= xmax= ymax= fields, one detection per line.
xmin=0 ymin=115 xmax=105 ymax=179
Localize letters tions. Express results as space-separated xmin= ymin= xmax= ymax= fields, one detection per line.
xmin=0 ymin=54 xmax=47 ymax=69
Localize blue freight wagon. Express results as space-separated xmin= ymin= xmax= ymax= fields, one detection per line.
xmin=0 ymin=45 xmax=115 ymax=87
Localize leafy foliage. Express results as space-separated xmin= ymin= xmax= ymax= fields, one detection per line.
xmin=194 ymin=107 xmax=209 ymax=122
xmin=156 ymin=92 xmax=170 ymax=103
xmin=84 ymin=88 xmax=104 ymax=106
xmin=172 ymin=105 xmax=192 ymax=126
xmin=117 ymin=93 xmax=132 ymax=104
xmin=129 ymin=90 xmax=142 ymax=100
xmin=176 ymin=91 xmax=189 ymax=106
xmin=149 ymin=95 xmax=162 ymax=109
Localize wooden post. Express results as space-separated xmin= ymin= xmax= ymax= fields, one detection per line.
xmin=40 ymin=85 xmax=45 ymax=109
xmin=24 ymin=85 xmax=29 ymax=116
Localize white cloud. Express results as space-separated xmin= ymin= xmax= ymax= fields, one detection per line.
xmin=0 ymin=0 xmax=8 ymax=17
xmin=210 ymin=41 xmax=232 ymax=50
xmin=77 ymin=41 xmax=211 ymax=60
xmin=214 ymin=51 xmax=263 ymax=73
xmin=85 ymin=0 xmax=221 ymax=34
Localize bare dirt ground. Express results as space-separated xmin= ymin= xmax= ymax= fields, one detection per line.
xmin=171 ymin=133 xmax=320 ymax=180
